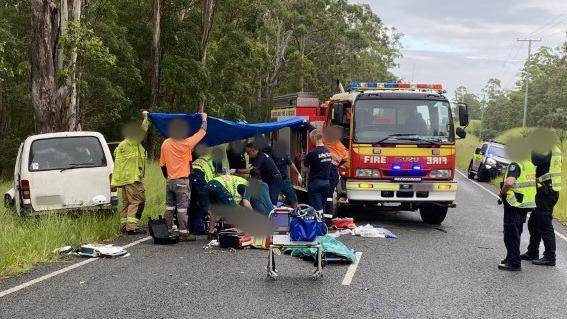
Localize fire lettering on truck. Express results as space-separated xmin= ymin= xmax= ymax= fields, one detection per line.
xmin=364 ymin=156 xmax=386 ymax=164
xmin=427 ymin=157 xmax=448 ymax=165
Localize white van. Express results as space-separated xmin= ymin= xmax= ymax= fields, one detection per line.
xmin=4 ymin=132 xmax=118 ymax=215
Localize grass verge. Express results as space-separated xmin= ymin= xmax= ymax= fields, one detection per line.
xmin=0 ymin=162 xmax=165 ymax=278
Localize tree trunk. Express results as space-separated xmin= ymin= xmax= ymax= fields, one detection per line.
xmin=150 ymin=0 xmax=161 ymax=107
xmin=31 ymin=0 xmax=60 ymax=134
xmin=198 ymin=0 xmax=215 ymax=113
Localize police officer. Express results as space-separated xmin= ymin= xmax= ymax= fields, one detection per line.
xmin=521 ymin=143 xmax=562 ymax=266
xmin=498 ymin=138 xmax=537 ymax=271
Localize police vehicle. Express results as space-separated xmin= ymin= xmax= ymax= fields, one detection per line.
xmin=467 ymin=140 xmax=510 ymax=182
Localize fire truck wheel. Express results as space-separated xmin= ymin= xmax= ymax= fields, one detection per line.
xmin=419 ymin=204 xmax=448 ymax=225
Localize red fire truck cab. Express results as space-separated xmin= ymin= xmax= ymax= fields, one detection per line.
xmin=326 ymin=82 xmax=469 ymax=224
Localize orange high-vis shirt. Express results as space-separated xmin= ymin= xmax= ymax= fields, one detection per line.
xmin=160 ymin=129 xmax=206 ymax=179
xmin=323 ymin=140 xmax=348 ymax=166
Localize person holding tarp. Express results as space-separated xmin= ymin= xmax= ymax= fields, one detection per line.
xmin=160 ymin=113 xmax=207 ymax=241
xmin=111 ymin=111 xmax=150 ymax=235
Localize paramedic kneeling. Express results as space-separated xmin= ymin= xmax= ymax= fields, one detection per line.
xmin=303 ymin=129 xmax=333 ymax=225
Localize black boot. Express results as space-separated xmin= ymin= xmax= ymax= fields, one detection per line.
xmin=532 ymin=257 xmax=555 ymax=266
xmin=498 ymin=263 xmax=521 ymax=271
xmin=520 ymin=253 xmax=538 ymax=261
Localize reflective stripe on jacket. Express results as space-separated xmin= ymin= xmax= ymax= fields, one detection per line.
xmin=536 ymin=146 xmax=562 ymax=192
xmin=111 ymin=119 xmax=149 ymax=187
xmin=505 ymin=160 xmax=537 ymax=209
xmin=192 ymin=154 xmax=215 ymax=182
xmin=213 ymin=175 xmax=248 ymax=205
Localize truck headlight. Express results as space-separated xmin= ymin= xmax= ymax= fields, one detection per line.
xmin=356 ymin=169 xmax=380 ymax=177
xmin=429 ymin=169 xmax=452 ymax=178
xmin=486 ymin=158 xmax=497 ymax=166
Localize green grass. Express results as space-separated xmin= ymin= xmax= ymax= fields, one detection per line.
xmin=455 ymin=133 xmax=479 ymax=172
xmin=0 ymin=162 xmax=165 ymax=278
xmin=455 ymin=128 xmax=567 ymax=224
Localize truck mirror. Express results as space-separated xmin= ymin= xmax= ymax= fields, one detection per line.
xmin=458 ymin=103 xmax=469 ymax=127
xmin=331 ymin=103 xmax=345 ymax=125
xmin=456 ymin=127 xmax=467 ymax=139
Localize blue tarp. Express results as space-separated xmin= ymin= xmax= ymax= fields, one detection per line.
xmin=148 ymin=113 xmax=307 ymax=146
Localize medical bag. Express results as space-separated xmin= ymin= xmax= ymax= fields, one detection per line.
xmin=218 ymin=228 xmax=253 ymax=249
xmin=148 ymin=216 xmax=179 ymax=245
xmin=289 ymin=204 xmax=327 ymax=242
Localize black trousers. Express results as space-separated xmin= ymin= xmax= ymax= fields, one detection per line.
xmin=526 ymin=192 xmax=558 ymax=261
xmin=503 ymin=203 xmax=528 ymax=267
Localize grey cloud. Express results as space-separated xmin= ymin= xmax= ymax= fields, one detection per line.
xmin=353 ymin=0 xmax=567 ymax=94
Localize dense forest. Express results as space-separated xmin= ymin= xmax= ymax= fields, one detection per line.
xmin=0 ymin=0 xmax=401 ymax=174
xmin=454 ymin=42 xmax=567 ymax=141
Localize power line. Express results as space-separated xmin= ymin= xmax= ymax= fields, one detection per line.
xmin=517 ymin=38 xmax=542 ymax=128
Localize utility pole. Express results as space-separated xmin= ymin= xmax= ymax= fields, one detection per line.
xmin=517 ymin=38 xmax=541 ymax=128
xmin=479 ymin=94 xmax=486 ymax=140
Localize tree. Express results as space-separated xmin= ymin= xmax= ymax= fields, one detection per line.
xmin=150 ymin=0 xmax=161 ymax=108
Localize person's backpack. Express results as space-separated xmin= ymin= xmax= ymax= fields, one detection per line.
xmin=289 ymin=204 xmax=327 ymax=242
xmin=148 ymin=216 xmax=179 ymax=245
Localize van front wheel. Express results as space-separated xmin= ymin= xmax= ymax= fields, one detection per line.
xmin=419 ymin=204 xmax=448 ymax=225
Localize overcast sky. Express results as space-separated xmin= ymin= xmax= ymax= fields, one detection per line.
xmin=353 ymin=0 xmax=567 ymax=98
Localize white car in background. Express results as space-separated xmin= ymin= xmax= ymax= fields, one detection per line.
xmin=4 ymin=131 xmax=118 ymax=215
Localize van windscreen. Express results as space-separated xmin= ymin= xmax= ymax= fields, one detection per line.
xmin=29 ymin=136 xmax=107 ymax=171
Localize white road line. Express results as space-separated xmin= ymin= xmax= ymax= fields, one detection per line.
xmin=456 ymin=169 xmax=567 ymax=244
xmin=0 ymin=236 xmax=151 ymax=298
xmin=342 ymin=252 xmax=363 ymax=286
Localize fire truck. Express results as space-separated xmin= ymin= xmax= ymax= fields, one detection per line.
xmin=271 ymin=83 xmax=469 ymax=225
xmin=326 ymin=82 xmax=468 ymax=224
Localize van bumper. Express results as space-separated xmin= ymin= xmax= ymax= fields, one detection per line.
xmin=345 ymin=179 xmax=457 ymax=203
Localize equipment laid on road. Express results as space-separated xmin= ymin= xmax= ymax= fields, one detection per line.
xmin=218 ymin=228 xmax=253 ymax=249
xmin=266 ymin=206 xmax=325 ymax=280
xmin=148 ymin=216 xmax=180 ymax=245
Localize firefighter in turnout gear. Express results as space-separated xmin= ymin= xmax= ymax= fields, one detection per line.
xmin=522 ymin=139 xmax=563 ymax=266
xmin=189 ymin=144 xmax=220 ymax=234
xmin=498 ymin=137 xmax=537 ymax=271
xmin=111 ymin=111 xmax=150 ymax=235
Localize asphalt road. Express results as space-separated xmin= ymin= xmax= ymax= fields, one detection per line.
xmin=2 ymin=173 xmax=567 ymax=318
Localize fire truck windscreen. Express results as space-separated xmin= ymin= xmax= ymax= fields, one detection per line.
xmin=353 ymin=99 xmax=454 ymax=144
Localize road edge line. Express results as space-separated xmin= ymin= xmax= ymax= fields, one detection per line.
xmin=341 ymin=252 xmax=363 ymax=286
xmin=0 ymin=236 xmax=151 ymax=298
xmin=456 ymin=169 xmax=567 ymax=244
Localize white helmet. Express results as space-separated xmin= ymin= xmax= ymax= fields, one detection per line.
xmin=92 ymin=195 xmax=108 ymax=205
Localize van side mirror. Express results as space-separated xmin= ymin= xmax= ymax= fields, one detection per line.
xmin=456 ymin=127 xmax=467 ymax=139
xmin=458 ymin=103 xmax=469 ymax=127
xmin=331 ymin=103 xmax=345 ymax=125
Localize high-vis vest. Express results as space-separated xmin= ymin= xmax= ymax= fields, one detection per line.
xmin=536 ymin=146 xmax=562 ymax=192
xmin=214 ymin=175 xmax=248 ymax=205
xmin=505 ymin=160 xmax=537 ymax=209
xmin=192 ymin=154 xmax=215 ymax=182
